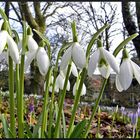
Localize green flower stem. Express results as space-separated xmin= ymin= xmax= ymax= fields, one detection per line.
xmin=48 ymin=70 xmax=57 ymax=138
xmin=18 ymin=21 xmax=27 ymax=138
xmin=96 ymin=107 xmax=101 ymax=138
xmin=82 ymin=78 xmax=108 ymax=138
xmin=18 ymin=55 xmax=25 ymax=138
xmin=54 ymin=62 xmax=72 ymax=138
xmin=16 ymin=64 xmax=20 ymax=135
xmin=41 ymin=67 xmax=52 ymax=138
xmin=66 ymin=67 xmax=87 ymax=138
xmin=8 ymin=56 xmax=16 ymax=137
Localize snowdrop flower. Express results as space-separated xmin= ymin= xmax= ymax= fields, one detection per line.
xmin=60 ymin=42 xmax=86 ymax=70
xmin=0 ymin=30 xmax=19 ymax=64
xmin=55 ymin=73 xmax=70 ymax=91
xmin=115 ymin=49 xmax=140 ymax=92
xmin=73 ymin=81 xmax=86 ymax=96
xmin=60 ymin=62 xmax=78 ymax=78
xmin=25 ymin=35 xmax=50 ymax=76
xmin=88 ymin=40 xmax=119 ymax=78
xmin=44 ymin=75 xmax=59 ymax=93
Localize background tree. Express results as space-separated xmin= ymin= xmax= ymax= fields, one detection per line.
xmin=8 ymin=2 xmax=69 ymax=94
xmin=122 ymin=2 xmax=140 ymax=59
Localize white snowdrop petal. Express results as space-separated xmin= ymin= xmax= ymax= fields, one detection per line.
xmin=73 ymin=82 xmax=77 ymax=96
xmin=36 ymin=48 xmax=50 ymax=76
xmin=115 ymin=75 xmax=123 ymax=92
xmin=73 ymin=82 xmax=86 ymax=96
xmin=71 ymin=62 xmax=78 ymax=77
xmin=60 ymin=46 xmax=72 ymax=70
xmin=44 ymin=81 xmax=46 ymax=91
xmin=119 ymin=59 xmax=133 ymax=90
xmin=99 ymin=65 xmax=111 ymax=79
xmin=72 ymin=42 xmax=86 ymax=69
xmin=6 ymin=34 xmax=20 ymax=64
xmin=50 ymin=75 xmax=54 ymax=84
xmin=0 ymin=31 xmax=7 ymax=54
xmin=24 ymin=51 xmax=36 ymax=71
xmin=88 ymin=49 xmax=100 ymax=77
xmin=102 ymin=48 xmax=119 ymax=74
xmin=27 ymin=35 xmax=38 ymax=52
xmin=81 ymin=83 xmax=86 ymax=96
xmin=60 ymin=70 xmax=66 ymax=78
xmin=49 ymin=86 xmax=59 ymax=93
xmin=67 ymin=80 xmax=70 ymax=91
xmin=130 ymin=60 xmax=140 ymax=84
xmin=56 ymin=74 xmax=64 ymax=90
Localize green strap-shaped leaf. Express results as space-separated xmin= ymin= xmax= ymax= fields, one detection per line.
xmin=62 ymin=109 xmax=66 ymax=138
xmin=0 ymin=8 xmax=8 ymax=21
xmin=0 ymin=114 xmax=10 ymax=138
xmin=24 ymin=123 xmax=32 ymax=138
xmin=32 ymin=112 xmax=43 ymax=138
xmin=113 ymin=33 xmax=139 ymax=57
xmin=70 ymin=119 xmax=87 ymax=138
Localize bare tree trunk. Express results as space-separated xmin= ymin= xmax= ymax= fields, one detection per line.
xmin=122 ymin=2 xmax=140 ymax=59
xmin=18 ymin=2 xmax=46 ymax=95
xmin=5 ymin=2 xmax=10 ymax=18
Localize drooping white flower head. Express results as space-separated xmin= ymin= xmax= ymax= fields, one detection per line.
xmin=6 ymin=33 xmax=20 ymax=64
xmin=115 ymin=49 xmax=140 ymax=92
xmin=56 ymin=73 xmax=70 ymax=91
xmin=88 ymin=46 xmax=119 ymax=78
xmin=24 ymin=36 xmax=50 ymax=76
xmin=60 ymin=62 xmax=78 ymax=78
xmin=73 ymin=82 xmax=86 ymax=96
xmin=36 ymin=47 xmax=50 ymax=76
xmin=27 ymin=35 xmax=38 ymax=52
xmin=116 ymin=58 xmax=140 ymax=92
xmin=44 ymin=75 xmax=59 ymax=93
xmin=0 ymin=30 xmax=20 ymax=64
xmin=60 ymin=42 xmax=86 ymax=70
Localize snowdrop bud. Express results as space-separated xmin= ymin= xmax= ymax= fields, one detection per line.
xmin=36 ymin=47 xmax=50 ymax=76
xmin=6 ymin=33 xmax=20 ymax=64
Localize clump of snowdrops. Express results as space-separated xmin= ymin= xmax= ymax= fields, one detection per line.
xmin=0 ymin=8 xmax=140 ymax=138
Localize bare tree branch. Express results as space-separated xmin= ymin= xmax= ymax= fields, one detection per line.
xmin=18 ymin=2 xmax=38 ymax=30
xmin=10 ymin=2 xmax=22 ymax=25
xmin=44 ymin=4 xmax=69 ymax=18
xmin=42 ymin=2 xmax=53 ymax=15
